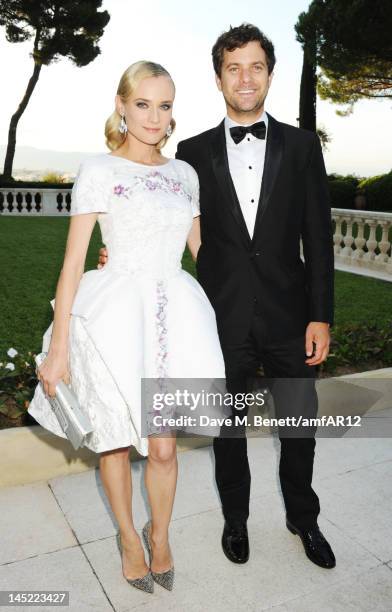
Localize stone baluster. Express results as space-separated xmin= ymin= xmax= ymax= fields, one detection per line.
xmin=333 ymin=215 xmax=343 ymax=256
xmin=363 ymin=218 xmax=378 ymax=262
xmin=340 ymin=216 xmax=355 ymax=260
xmin=352 ymin=217 xmax=366 ymax=260
xmin=21 ymin=193 xmax=27 ymax=214
xmin=375 ymin=221 xmax=391 ymax=264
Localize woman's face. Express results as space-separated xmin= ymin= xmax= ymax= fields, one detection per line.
xmin=116 ymin=75 xmax=175 ymax=146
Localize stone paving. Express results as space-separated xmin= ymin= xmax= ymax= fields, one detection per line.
xmin=1 ymin=432 xmax=391 ymax=611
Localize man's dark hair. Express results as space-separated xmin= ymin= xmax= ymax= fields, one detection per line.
xmin=212 ymin=23 xmax=276 ymax=77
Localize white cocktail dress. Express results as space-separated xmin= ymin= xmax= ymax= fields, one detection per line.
xmin=28 ymin=154 xmax=226 ymax=455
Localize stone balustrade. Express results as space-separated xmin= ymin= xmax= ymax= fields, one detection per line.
xmin=331 ymin=208 xmax=392 ymax=278
xmin=0 ymin=187 xmax=71 ymax=216
xmin=1 ymin=188 xmax=391 ymax=278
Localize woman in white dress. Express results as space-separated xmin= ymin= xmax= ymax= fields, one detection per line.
xmin=28 ymin=61 xmax=226 ymax=594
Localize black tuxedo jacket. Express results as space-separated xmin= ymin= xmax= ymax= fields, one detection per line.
xmin=176 ymin=112 xmax=334 ymax=346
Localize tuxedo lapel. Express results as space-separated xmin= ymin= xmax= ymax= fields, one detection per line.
xmin=210 ymin=120 xmax=252 ymax=248
xmin=251 ymin=113 xmax=284 ymax=246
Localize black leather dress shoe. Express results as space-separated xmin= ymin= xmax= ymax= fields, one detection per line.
xmin=221 ymin=521 xmax=249 ymax=564
xmin=286 ymin=519 xmax=336 ymax=569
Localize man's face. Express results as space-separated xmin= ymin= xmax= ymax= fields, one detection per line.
xmin=215 ymin=41 xmax=273 ymax=118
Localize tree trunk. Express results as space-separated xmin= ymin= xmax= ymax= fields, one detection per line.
xmin=2 ymin=61 xmax=42 ymax=180
xmin=299 ymin=44 xmax=317 ymax=132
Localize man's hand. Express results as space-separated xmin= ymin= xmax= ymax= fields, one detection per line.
xmin=97 ymin=246 xmax=108 ymax=269
xmin=305 ymin=322 xmax=330 ymax=365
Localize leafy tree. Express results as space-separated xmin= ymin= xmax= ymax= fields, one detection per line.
xmin=318 ymin=62 xmax=392 ymax=116
xmin=295 ymin=0 xmax=392 ymax=126
xmin=316 ymin=126 xmax=331 ymax=151
xmin=315 ymin=0 xmax=392 ymax=114
xmin=0 ymin=1 xmax=110 ymax=179
xmin=296 ymin=2 xmax=319 ymax=131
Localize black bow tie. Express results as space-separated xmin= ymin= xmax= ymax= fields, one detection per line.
xmin=229 ymin=121 xmax=266 ymax=144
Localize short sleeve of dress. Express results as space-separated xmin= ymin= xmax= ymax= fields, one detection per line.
xmin=70 ymin=156 xmax=109 ymax=216
xmin=187 ymin=164 xmax=200 ymax=218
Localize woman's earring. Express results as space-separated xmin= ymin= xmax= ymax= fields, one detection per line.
xmin=166 ymin=124 xmax=173 ymax=137
xmin=118 ymin=114 xmax=128 ymax=134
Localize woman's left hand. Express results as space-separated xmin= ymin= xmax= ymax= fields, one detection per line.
xmin=36 ymin=351 xmax=70 ymax=398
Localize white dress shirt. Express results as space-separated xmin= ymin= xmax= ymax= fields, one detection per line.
xmin=224 ymin=110 xmax=268 ymax=239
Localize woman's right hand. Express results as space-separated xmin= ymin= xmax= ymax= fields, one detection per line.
xmin=97 ymin=246 xmax=108 ymax=269
xmin=36 ymin=351 xmax=70 ymax=399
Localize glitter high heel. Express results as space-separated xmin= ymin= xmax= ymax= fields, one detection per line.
xmin=142 ymin=520 xmax=174 ymax=591
xmin=116 ymin=531 xmax=154 ymax=593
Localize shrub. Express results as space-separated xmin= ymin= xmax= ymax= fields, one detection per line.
xmin=41 ymin=172 xmax=66 ymax=184
xmin=0 ymin=348 xmax=38 ymax=426
xmin=328 ymin=174 xmax=360 ymax=209
xmin=319 ymin=323 xmax=392 ymax=374
xmin=358 ymin=171 xmax=392 ymax=212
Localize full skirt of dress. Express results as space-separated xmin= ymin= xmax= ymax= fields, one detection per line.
xmin=28 ymin=266 xmax=227 ymax=456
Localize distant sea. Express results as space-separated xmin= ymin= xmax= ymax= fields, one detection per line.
xmin=0 ymin=145 xmax=100 ymax=178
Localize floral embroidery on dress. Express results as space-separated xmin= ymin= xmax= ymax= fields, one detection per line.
xmin=155 ymin=280 xmax=168 ymax=379
xmin=147 ymin=279 xmax=172 ymax=434
xmin=113 ymin=171 xmax=192 ymax=201
xmin=113 ymin=184 xmax=131 ymax=197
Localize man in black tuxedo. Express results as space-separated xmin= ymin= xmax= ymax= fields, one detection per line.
xmin=174 ymin=24 xmax=336 ymax=569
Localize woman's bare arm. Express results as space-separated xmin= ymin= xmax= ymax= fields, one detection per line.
xmin=37 ymin=213 xmax=98 ymax=397
xmin=186 ymin=216 xmax=201 ymax=262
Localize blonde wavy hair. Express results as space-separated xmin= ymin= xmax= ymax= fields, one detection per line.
xmin=105 ymin=60 xmax=176 ymax=151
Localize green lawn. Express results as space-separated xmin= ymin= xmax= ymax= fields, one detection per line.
xmin=334 ymin=270 xmax=392 ymax=326
xmin=0 ymin=217 xmax=391 ymax=355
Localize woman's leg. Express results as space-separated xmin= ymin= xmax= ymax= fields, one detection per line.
xmin=145 ymin=434 xmax=178 ymax=572
xmin=99 ymin=446 xmax=149 ymax=579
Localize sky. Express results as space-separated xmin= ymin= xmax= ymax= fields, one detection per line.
xmin=0 ymin=0 xmax=391 ymax=176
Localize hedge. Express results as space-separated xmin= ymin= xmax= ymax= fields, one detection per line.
xmin=327 ymin=174 xmax=360 ymax=209
xmin=328 ymin=171 xmax=392 ymax=211
xmin=358 ymin=171 xmax=392 ymax=212
xmin=0 ymin=180 xmax=72 ymax=189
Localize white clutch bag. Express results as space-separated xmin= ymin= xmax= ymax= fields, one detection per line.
xmin=34 ymin=352 xmax=94 ymax=450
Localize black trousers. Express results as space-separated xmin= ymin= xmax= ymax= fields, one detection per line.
xmin=213 ymin=312 xmax=320 ymax=530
